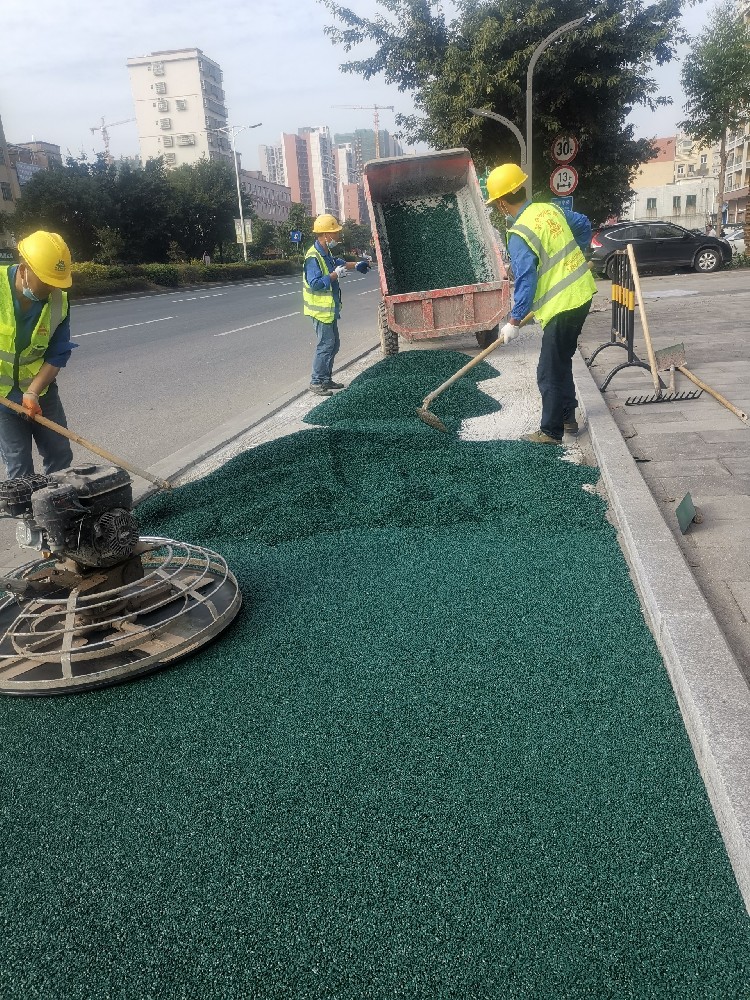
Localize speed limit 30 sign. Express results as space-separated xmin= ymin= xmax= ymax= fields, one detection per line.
xmin=551 ymin=135 xmax=579 ymax=164
xmin=550 ymin=165 xmax=578 ymax=196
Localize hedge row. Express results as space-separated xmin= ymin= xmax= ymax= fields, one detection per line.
xmin=69 ymin=258 xmax=304 ymax=298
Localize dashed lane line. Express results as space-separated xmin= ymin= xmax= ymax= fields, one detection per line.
xmin=213 ymin=312 xmax=300 ymax=338
xmin=75 ymin=316 xmax=176 ymax=338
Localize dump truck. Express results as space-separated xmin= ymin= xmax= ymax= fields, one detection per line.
xmin=363 ymin=148 xmax=511 ymax=355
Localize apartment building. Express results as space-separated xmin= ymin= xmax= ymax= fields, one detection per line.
xmin=127 ymin=48 xmax=232 ymax=168
xmin=0 ymin=115 xmax=22 ymax=256
xmin=239 ymin=170 xmax=292 ymax=223
xmin=333 ymin=129 xmax=404 ymax=179
xmin=7 ymin=141 xmax=63 ymax=187
xmin=278 ymin=133 xmax=312 ymax=212
xmin=300 ymin=126 xmax=339 ymax=218
xmin=258 ymin=143 xmax=285 ymax=186
xmin=725 ymin=124 xmax=750 ymax=225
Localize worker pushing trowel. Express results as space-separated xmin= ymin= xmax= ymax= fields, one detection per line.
xmin=419 ymin=162 xmax=597 ymax=441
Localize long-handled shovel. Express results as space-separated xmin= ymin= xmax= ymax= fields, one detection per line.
xmin=0 ymin=394 xmax=172 ymax=490
xmin=416 ymin=313 xmax=535 ymax=433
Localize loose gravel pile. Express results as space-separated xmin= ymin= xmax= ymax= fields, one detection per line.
xmin=380 ymin=192 xmax=495 ymax=293
xmin=2 ymin=350 xmax=749 ymax=999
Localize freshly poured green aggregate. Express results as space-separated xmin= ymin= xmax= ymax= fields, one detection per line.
xmin=304 ymin=349 xmax=502 ymax=434
xmin=380 ymin=193 xmax=494 ymax=293
xmin=2 ymin=351 xmax=749 ymax=999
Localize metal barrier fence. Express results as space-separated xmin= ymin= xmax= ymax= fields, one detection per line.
xmin=585 ymin=250 xmax=654 ymax=390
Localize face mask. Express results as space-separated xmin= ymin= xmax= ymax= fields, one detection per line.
xmin=21 ymin=272 xmax=43 ymax=302
xmin=328 ymin=239 xmax=340 ymax=248
xmin=505 ymin=215 xmax=514 ymax=229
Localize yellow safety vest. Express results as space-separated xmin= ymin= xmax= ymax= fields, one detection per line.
xmin=508 ymin=203 xmax=596 ymax=328
xmin=0 ymin=266 xmax=68 ymax=398
xmin=302 ymin=245 xmax=338 ymax=323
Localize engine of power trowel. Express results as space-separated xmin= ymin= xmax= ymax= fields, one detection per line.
xmin=0 ymin=464 xmax=139 ymax=569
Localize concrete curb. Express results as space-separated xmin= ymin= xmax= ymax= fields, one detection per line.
xmin=573 ymin=350 xmax=750 ymax=912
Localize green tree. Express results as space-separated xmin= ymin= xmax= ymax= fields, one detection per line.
xmin=165 ymin=159 xmax=239 ymax=261
xmin=342 ymin=219 xmax=372 ymax=254
xmin=10 ymin=159 xmax=114 ymax=259
xmin=287 ymin=203 xmax=315 ymax=247
xmin=678 ymin=0 xmax=750 ymax=238
xmin=322 ymin=0 xmax=692 ymax=222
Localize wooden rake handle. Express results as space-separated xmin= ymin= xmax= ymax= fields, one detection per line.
xmin=676 ymin=366 xmax=749 ymax=424
xmin=0 ymin=394 xmax=172 ymax=490
xmin=421 ymin=312 xmax=535 ymax=409
xmin=626 ymin=243 xmax=662 ymax=397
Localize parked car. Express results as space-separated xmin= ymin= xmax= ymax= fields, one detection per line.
xmin=722 ymin=228 xmax=746 ymax=255
xmin=590 ymin=221 xmax=733 ymax=278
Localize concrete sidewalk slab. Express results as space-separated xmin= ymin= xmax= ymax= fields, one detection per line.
xmin=574 ymin=350 xmax=750 ymax=910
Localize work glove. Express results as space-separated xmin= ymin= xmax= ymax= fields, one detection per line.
xmin=500 ymin=322 xmax=520 ymax=344
xmin=22 ymin=392 xmax=42 ymax=417
xmin=334 ymin=264 xmax=347 ymax=279
xmin=355 ymin=260 xmax=370 ymax=274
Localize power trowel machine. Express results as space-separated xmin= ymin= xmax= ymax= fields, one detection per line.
xmin=0 ymin=459 xmax=241 ymax=696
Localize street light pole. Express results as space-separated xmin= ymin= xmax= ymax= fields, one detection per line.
xmin=525 ymin=17 xmax=586 ymax=197
xmin=209 ymin=122 xmax=262 ymax=263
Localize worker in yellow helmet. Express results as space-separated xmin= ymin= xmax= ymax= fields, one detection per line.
xmin=0 ymin=231 xmax=76 ymax=478
xmin=302 ymin=214 xmax=370 ymax=396
xmin=486 ymin=164 xmax=597 ymax=444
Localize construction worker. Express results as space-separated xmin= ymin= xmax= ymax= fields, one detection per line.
xmin=0 ymin=231 xmax=75 ymax=479
xmin=486 ymin=164 xmax=597 ymax=444
xmin=303 ymin=214 xmax=370 ymax=396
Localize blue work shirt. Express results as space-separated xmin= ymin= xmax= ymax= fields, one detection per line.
xmin=304 ymin=240 xmax=345 ymax=321
xmin=506 ymin=201 xmax=593 ymax=322
xmin=6 ymin=264 xmax=76 ymax=403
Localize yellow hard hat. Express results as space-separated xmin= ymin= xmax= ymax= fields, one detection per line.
xmin=485 ymin=164 xmax=529 ymax=204
xmin=17 ymin=231 xmax=72 ymax=288
xmin=313 ymin=213 xmax=343 ymax=234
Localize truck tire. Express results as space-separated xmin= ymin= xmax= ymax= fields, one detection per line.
xmin=378 ymin=302 xmax=399 ymax=356
xmin=476 ymin=326 xmax=499 ymax=349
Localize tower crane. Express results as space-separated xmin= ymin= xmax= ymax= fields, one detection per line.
xmin=331 ymin=105 xmax=394 ymax=158
xmin=90 ymin=117 xmax=136 ymax=163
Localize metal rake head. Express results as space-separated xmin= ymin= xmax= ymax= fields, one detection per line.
xmin=625 ymin=389 xmax=703 ymax=406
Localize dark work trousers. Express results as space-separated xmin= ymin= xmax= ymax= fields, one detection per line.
xmin=537 ymin=298 xmax=593 ymax=440
xmin=0 ymin=382 xmax=73 ymax=479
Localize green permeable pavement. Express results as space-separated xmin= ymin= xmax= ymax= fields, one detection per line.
xmin=2 ymin=351 xmax=750 ymax=998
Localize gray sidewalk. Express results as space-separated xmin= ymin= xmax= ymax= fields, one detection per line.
xmin=576 ymin=267 xmax=750 ymax=908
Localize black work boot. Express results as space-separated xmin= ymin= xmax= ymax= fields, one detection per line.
xmin=309 ymin=384 xmax=333 ymax=397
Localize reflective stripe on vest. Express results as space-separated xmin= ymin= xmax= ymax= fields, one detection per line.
xmin=303 ymin=245 xmax=337 ymax=323
xmin=508 ymin=204 xmax=596 ymax=327
xmin=0 ymin=268 xmax=69 ymax=397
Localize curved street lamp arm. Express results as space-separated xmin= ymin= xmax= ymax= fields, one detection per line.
xmin=468 ymin=108 xmax=527 ymax=168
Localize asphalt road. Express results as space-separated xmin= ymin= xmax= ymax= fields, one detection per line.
xmin=61 ymin=269 xmax=381 ymax=469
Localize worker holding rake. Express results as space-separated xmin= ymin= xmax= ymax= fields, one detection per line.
xmin=0 ymin=231 xmax=75 ymax=478
xmin=486 ymin=164 xmax=596 ymax=444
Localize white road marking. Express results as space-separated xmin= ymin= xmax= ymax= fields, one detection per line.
xmin=76 ymin=316 xmax=175 ymax=338
xmin=268 ymin=291 xmax=300 ymax=299
xmin=358 ymin=288 xmax=379 ymax=295
xmin=214 ymin=311 xmax=300 ymax=337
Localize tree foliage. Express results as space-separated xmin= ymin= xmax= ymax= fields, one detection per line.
xmin=678 ymin=0 xmax=750 ymax=236
xmin=9 ymin=157 xmax=244 ymax=263
xmin=322 ymin=0 xmax=697 ymax=222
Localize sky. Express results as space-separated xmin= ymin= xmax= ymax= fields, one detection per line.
xmin=1 ymin=0 xmax=715 ymax=172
